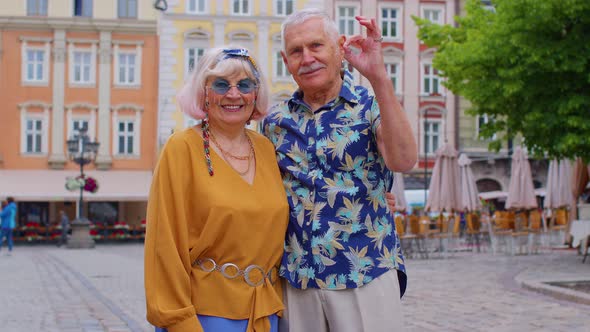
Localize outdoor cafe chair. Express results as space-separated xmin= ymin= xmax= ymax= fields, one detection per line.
xmin=395 ymin=215 xmax=418 ymax=259
xmin=407 ymin=215 xmax=429 ymax=259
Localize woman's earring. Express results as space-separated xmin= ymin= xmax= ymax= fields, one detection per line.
xmin=205 ymin=100 xmax=209 ymax=108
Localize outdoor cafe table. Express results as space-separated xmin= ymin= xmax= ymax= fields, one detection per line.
xmin=570 ymin=219 xmax=590 ymax=253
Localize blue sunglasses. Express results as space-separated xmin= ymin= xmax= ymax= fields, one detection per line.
xmin=209 ymin=78 xmax=257 ymax=95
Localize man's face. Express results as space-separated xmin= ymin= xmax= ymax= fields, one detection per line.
xmin=282 ymin=18 xmax=345 ymax=95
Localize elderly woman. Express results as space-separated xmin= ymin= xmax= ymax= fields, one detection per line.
xmin=144 ymin=47 xmax=288 ymax=332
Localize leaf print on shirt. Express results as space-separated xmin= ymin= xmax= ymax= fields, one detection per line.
xmin=311 ymin=228 xmax=344 ymax=273
xmin=316 ymin=273 xmax=347 ymax=290
xmin=343 ymin=246 xmax=374 ymax=287
xmin=328 ymin=197 xmax=364 ymax=237
xmin=377 ymin=245 xmax=403 ymax=269
xmin=286 ymin=142 xmax=308 ymax=171
xmin=285 ymin=233 xmax=308 ymax=281
xmin=338 ymin=153 xmax=366 ymax=173
xmin=326 ymin=126 xmax=364 ymax=160
xmin=364 ymin=215 xmax=393 ymax=250
xmin=366 ymin=180 xmax=388 ymax=212
xmin=322 ymin=173 xmax=359 ymax=207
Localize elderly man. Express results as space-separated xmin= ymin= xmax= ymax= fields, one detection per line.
xmin=262 ymin=8 xmax=417 ymax=332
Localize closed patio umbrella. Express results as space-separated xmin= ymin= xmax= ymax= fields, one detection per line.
xmin=505 ymin=147 xmax=537 ymax=210
xmin=426 ymin=143 xmax=461 ymax=213
xmin=390 ymin=172 xmax=408 ymax=212
xmin=458 ymin=153 xmax=481 ymax=212
xmin=545 ymin=159 xmax=573 ymax=209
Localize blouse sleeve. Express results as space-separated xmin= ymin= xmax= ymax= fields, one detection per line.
xmin=144 ymin=135 xmax=203 ymax=332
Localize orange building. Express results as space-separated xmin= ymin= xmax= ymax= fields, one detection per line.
xmin=0 ymin=0 xmax=158 ymax=237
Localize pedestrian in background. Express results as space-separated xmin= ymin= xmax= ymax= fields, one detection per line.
xmin=144 ymin=46 xmax=289 ymax=332
xmin=0 ymin=197 xmax=17 ymax=255
xmin=262 ymin=8 xmax=417 ymax=332
xmin=57 ymin=210 xmax=70 ymax=247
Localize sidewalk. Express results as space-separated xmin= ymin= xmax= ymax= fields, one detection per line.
xmin=0 ymin=244 xmax=588 ymax=332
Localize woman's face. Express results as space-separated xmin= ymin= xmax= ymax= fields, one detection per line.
xmin=205 ymin=70 xmax=257 ymax=129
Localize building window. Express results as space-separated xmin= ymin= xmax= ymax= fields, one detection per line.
xmin=231 ymin=0 xmax=250 ymax=15
xmin=70 ymin=50 xmax=94 ymax=84
xmin=27 ymin=0 xmax=48 ymax=16
xmin=114 ymin=45 xmax=142 ymax=87
xmin=273 ymin=51 xmax=290 ymax=80
xmin=23 ymin=47 xmax=48 ymax=84
xmin=89 ymin=202 xmax=119 ymax=224
xmin=477 ymin=114 xmax=496 ymax=140
xmin=276 ymin=0 xmax=294 ymax=16
xmin=25 ymin=118 xmax=44 ymax=154
xmin=423 ymin=8 xmax=443 ymax=25
xmin=337 ymin=6 xmax=357 ymax=35
xmin=424 ymin=120 xmax=441 ymax=155
xmin=72 ymin=119 xmax=89 ymax=133
xmin=187 ymin=0 xmax=207 ymax=14
xmin=186 ymin=47 xmax=205 ymax=75
xmin=118 ymin=53 xmax=137 ymax=85
xmin=117 ymin=120 xmax=135 ymax=155
xmin=385 ymin=62 xmax=400 ymax=94
xmin=74 ymin=0 xmax=93 ymax=17
xmin=422 ymin=63 xmax=441 ymax=95
xmin=380 ymin=7 xmax=400 ymax=40
xmin=118 ymin=0 xmax=137 ymax=18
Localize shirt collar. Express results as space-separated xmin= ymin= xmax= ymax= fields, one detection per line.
xmin=288 ymin=69 xmax=360 ymax=110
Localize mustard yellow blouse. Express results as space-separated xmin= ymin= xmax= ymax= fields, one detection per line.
xmin=145 ymin=128 xmax=289 ymax=332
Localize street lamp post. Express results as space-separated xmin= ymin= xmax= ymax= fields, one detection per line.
xmin=424 ymin=112 xmax=429 ymax=206
xmin=66 ymin=128 xmax=100 ymax=249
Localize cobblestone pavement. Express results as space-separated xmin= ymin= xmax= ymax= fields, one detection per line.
xmin=0 ymin=244 xmax=588 ymax=332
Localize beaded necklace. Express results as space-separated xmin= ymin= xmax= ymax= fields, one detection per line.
xmin=201 ymin=119 xmax=255 ymax=177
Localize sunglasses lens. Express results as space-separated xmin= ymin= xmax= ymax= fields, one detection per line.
xmin=211 ymin=79 xmax=231 ymax=94
xmin=236 ymin=79 xmax=256 ymax=94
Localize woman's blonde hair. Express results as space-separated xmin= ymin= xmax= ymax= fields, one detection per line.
xmin=176 ymin=46 xmax=269 ymax=121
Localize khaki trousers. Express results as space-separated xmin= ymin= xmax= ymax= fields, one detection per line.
xmin=279 ymin=270 xmax=404 ymax=332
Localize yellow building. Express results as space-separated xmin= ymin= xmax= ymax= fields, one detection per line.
xmin=155 ymin=0 xmax=318 ymax=140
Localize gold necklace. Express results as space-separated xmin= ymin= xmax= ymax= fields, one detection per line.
xmin=209 ymin=130 xmax=253 ymax=161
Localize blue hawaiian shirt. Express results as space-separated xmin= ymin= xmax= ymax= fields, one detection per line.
xmin=262 ymin=70 xmax=406 ymax=296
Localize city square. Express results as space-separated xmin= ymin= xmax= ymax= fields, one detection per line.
xmin=0 ymin=244 xmax=588 ymax=332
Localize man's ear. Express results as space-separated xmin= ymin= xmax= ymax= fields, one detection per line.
xmin=281 ymin=51 xmax=292 ymax=74
xmin=338 ymin=35 xmax=346 ymax=58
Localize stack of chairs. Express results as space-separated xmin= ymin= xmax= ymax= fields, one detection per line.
xmin=548 ymin=208 xmax=569 ymax=246
xmin=527 ymin=209 xmax=546 ymax=254
xmin=489 ymin=211 xmax=514 ymax=254
xmin=510 ymin=210 xmax=530 ymax=255
xmin=429 ymin=214 xmax=460 ymax=258
xmin=465 ymin=212 xmax=485 ymax=253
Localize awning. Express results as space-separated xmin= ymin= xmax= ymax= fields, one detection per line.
xmin=0 ymin=170 xmax=152 ymax=202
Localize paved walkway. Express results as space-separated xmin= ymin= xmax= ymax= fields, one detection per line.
xmin=0 ymin=244 xmax=588 ymax=332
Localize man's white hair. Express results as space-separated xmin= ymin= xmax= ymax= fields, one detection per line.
xmin=280 ymin=8 xmax=340 ymax=52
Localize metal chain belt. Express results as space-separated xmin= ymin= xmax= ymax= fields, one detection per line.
xmin=192 ymin=258 xmax=278 ymax=287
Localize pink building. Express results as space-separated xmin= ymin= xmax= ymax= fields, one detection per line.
xmin=322 ymin=0 xmax=459 ymax=182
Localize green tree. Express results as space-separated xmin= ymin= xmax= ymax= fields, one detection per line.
xmin=414 ymin=0 xmax=590 ymax=162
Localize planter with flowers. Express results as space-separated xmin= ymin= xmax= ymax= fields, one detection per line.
xmin=65 ymin=175 xmax=99 ymax=193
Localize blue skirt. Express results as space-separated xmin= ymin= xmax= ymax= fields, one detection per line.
xmin=155 ymin=314 xmax=278 ymax=332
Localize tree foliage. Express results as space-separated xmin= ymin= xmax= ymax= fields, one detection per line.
xmin=414 ymin=0 xmax=590 ymax=162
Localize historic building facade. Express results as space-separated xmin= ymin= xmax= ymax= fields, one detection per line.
xmin=0 ymin=0 xmax=158 ymax=230
xmin=154 ymin=0 xmax=322 ymax=144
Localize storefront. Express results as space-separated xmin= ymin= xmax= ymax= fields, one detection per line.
xmin=0 ymin=170 xmax=151 ymax=242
